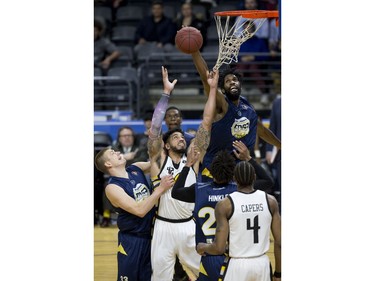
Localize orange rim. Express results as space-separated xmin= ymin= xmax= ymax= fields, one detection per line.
xmin=215 ymin=9 xmax=278 ymax=19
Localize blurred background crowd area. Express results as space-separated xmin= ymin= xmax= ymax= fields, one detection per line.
xmin=94 ymin=0 xmax=281 ymax=120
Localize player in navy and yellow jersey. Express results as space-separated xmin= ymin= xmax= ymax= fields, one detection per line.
xmin=173 ymin=147 xmax=274 ymax=281
xmin=172 ymin=68 xmax=275 ymax=280
xmin=173 ymin=149 xmax=237 ymax=281
xmin=94 ymin=148 xmax=174 ymax=281
xmin=196 ymin=161 xmax=281 ymax=281
xmin=191 ymin=51 xmax=281 ymax=182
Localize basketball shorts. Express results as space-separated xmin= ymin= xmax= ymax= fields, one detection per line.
xmin=151 ymin=218 xmax=200 ymax=281
xmin=197 ymin=255 xmax=226 ymax=281
xmin=220 ymin=254 xmax=271 ymax=281
xmin=117 ymin=231 xmax=152 ymax=281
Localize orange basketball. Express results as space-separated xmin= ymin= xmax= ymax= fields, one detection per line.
xmin=175 ymin=27 xmax=203 ymax=54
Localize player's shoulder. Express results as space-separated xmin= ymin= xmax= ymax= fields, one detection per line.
xmin=126 ymin=164 xmax=145 ymax=175
xmin=196 ymin=181 xmax=211 ymax=190
xmin=106 ymin=176 xmax=126 ymax=189
xmin=240 ymin=96 xmax=256 ymax=109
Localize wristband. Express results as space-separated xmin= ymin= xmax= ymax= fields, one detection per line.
xmin=254 ymin=150 xmax=261 ymax=158
xmin=274 ymin=272 xmax=281 ymax=278
xmin=162 ymin=93 xmax=170 ymax=97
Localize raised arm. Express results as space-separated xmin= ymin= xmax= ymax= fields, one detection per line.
xmin=191 ymin=51 xmax=210 ymax=95
xmin=105 ymin=174 xmax=174 ymax=218
xmin=148 ymin=66 xmax=177 ymax=168
xmin=196 ymin=197 xmax=232 ymax=255
xmin=195 ymin=70 xmax=218 ymax=162
xmin=191 ymin=51 xmax=226 ymax=114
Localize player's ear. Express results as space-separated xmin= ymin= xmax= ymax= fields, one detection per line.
xmin=104 ymin=161 xmax=112 ymax=169
xmin=165 ymin=143 xmax=170 ymax=150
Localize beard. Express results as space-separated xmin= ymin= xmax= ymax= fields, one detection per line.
xmin=224 ymin=87 xmax=241 ymax=101
xmin=170 ymin=144 xmax=187 ymax=154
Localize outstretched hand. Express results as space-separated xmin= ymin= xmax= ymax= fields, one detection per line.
xmin=186 ymin=144 xmax=200 ymax=167
xmin=206 ymin=69 xmax=219 ymax=89
xmin=159 ymin=174 xmax=175 ymax=192
xmin=232 ymin=140 xmax=251 ymax=161
xmin=162 ymin=66 xmax=177 ymax=95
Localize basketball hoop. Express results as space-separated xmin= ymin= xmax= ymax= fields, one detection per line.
xmin=213 ymin=10 xmax=279 ymax=70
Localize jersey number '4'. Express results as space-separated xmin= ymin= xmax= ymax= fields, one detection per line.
xmin=247 ymin=215 xmax=260 ymax=244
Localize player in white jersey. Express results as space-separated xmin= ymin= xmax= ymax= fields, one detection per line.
xmin=196 ymin=161 xmax=281 ymax=281
xmin=148 ymin=66 xmax=201 ymax=280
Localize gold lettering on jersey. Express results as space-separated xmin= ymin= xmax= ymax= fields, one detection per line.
xmin=231 ymin=117 xmax=250 ymax=139
xmin=133 ymin=183 xmax=150 ymax=202
xmin=241 ymin=203 xmax=263 ymax=213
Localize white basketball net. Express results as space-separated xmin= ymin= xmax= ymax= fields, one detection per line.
xmin=213 ymin=15 xmax=268 ymax=70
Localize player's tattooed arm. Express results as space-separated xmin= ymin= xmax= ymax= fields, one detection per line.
xmin=147 ymin=137 xmax=163 ymax=169
xmin=195 ymin=124 xmax=210 ymax=154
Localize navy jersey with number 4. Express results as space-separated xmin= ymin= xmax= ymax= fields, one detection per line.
xmin=107 ymin=165 xmax=154 ymax=236
xmin=194 ymin=181 xmax=237 ymax=245
xmin=200 ymin=96 xmax=258 ymax=180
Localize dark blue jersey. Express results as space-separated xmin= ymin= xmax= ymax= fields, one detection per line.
xmin=200 ymin=96 xmax=258 ymax=180
xmin=107 ymin=165 xmax=154 ymax=236
xmin=193 ymin=181 xmax=237 ymax=245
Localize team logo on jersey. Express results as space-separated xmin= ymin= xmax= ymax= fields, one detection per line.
xmin=231 ymin=117 xmax=250 ymax=139
xmin=131 ymin=171 xmax=138 ymax=176
xmin=166 ymin=166 xmax=174 ymax=175
xmin=133 ymin=183 xmax=150 ymax=202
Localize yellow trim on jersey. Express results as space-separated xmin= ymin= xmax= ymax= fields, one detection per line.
xmin=152 ymin=179 xmax=161 ymax=188
xmin=220 ymin=265 xmax=226 ymax=275
xmin=118 ymin=243 xmax=127 ymax=255
xmin=199 ymin=262 xmax=208 ymax=276
xmin=201 ymin=168 xmax=213 ymax=178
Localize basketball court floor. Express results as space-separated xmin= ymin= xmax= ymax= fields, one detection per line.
xmin=94 ymin=225 xmax=277 ymax=281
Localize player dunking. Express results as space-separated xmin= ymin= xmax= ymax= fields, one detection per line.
xmin=196 ymin=161 xmax=281 ymax=281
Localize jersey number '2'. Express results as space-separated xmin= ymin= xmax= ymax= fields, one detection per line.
xmin=247 ymin=215 xmax=260 ymax=244
xmin=198 ymin=207 xmax=216 ymax=236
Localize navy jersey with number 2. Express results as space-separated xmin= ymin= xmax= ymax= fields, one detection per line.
xmin=193 ymin=181 xmax=237 ymax=281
